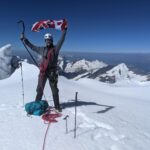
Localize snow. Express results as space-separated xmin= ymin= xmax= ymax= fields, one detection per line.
xmin=59 ymin=57 xmax=147 ymax=82
xmin=105 ymin=63 xmax=147 ymax=82
xmin=0 ymin=61 xmax=150 ymax=150
xmin=0 ymin=44 xmax=21 ymax=80
xmin=0 ymin=44 xmax=12 ymax=79
xmin=65 ymin=59 xmax=107 ymax=73
xmin=58 ymin=56 xmax=64 ymax=69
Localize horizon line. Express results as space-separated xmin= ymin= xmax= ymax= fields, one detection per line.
xmin=12 ymin=48 xmax=150 ymax=54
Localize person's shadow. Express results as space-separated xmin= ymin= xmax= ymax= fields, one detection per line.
xmin=61 ymin=100 xmax=115 ymax=113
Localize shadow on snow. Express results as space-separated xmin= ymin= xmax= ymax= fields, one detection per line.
xmin=61 ymin=100 xmax=115 ymax=114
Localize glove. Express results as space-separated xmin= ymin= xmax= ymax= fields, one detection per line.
xmin=20 ymin=33 xmax=25 ymax=41
xmin=62 ymin=19 xmax=68 ymax=31
xmin=64 ymin=20 xmax=68 ymax=30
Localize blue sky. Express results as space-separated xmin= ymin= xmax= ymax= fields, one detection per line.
xmin=0 ymin=0 xmax=150 ymax=52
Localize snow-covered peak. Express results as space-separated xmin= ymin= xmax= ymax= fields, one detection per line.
xmin=106 ymin=63 xmax=147 ymax=81
xmin=0 ymin=44 xmax=12 ymax=57
xmin=107 ymin=63 xmax=129 ymax=77
xmin=58 ymin=57 xmax=148 ymax=83
xmin=65 ymin=59 xmax=107 ymax=73
xmin=0 ymin=44 xmax=11 ymax=51
xmin=0 ymin=44 xmax=20 ymax=80
xmin=114 ymin=63 xmax=128 ymax=70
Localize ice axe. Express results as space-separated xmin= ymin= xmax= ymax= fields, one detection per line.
xmin=17 ymin=20 xmax=38 ymax=66
xmin=17 ymin=20 xmax=48 ymax=101
xmin=17 ymin=20 xmax=25 ymax=34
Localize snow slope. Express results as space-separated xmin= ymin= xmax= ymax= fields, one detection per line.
xmin=0 ymin=62 xmax=150 ymax=150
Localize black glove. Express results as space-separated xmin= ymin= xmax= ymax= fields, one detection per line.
xmin=20 ymin=33 xmax=25 ymax=41
xmin=63 ymin=19 xmax=68 ymax=30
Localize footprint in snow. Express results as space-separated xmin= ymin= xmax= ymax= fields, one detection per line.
xmin=110 ymin=144 xmax=119 ymax=150
xmin=70 ymin=108 xmax=126 ymax=145
xmin=77 ymin=109 xmax=113 ymax=130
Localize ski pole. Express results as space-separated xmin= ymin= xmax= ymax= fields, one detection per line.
xmin=20 ymin=62 xmax=25 ymax=106
xmin=74 ymin=92 xmax=78 ymax=138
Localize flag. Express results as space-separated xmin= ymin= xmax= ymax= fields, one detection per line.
xmin=31 ymin=19 xmax=67 ymax=32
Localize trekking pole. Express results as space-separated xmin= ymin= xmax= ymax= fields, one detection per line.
xmin=74 ymin=92 xmax=78 ymax=138
xmin=20 ymin=62 xmax=25 ymax=106
xmin=63 ymin=115 xmax=69 ymax=134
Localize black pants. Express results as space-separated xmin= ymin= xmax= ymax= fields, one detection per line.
xmin=35 ymin=71 xmax=60 ymax=109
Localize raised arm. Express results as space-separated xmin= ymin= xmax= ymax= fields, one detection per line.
xmin=20 ymin=34 xmax=44 ymax=55
xmin=55 ymin=29 xmax=67 ymax=53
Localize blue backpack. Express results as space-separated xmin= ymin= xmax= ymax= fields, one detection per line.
xmin=25 ymin=100 xmax=49 ymax=116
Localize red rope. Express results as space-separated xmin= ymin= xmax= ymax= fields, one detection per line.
xmin=42 ymin=123 xmax=51 ymax=150
xmin=42 ymin=109 xmax=62 ymax=150
xmin=42 ymin=113 xmax=61 ymax=123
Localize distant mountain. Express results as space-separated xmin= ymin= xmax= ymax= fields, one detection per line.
xmin=0 ymin=44 xmax=148 ymax=83
xmin=58 ymin=56 xmax=148 ymax=83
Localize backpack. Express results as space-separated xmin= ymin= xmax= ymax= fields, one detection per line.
xmin=25 ymin=100 xmax=49 ymax=116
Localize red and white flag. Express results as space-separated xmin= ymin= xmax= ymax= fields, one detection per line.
xmin=31 ymin=19 xmax=67 ymax=32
